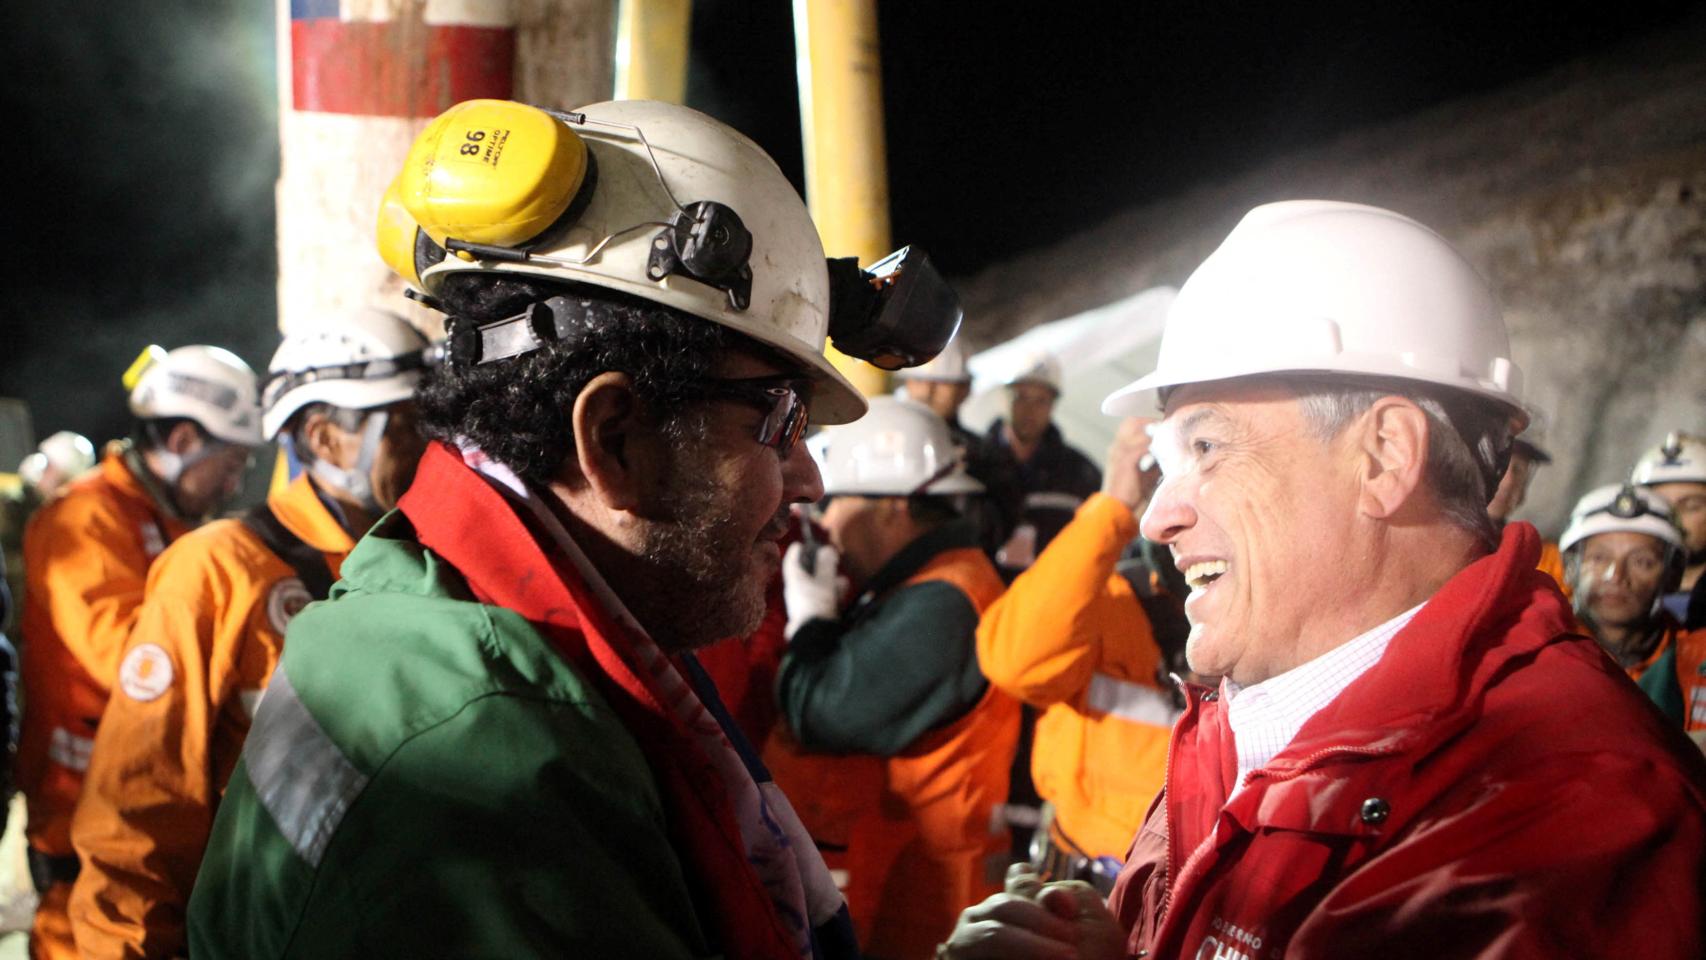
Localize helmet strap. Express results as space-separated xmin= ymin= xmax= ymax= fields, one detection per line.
xmin=124 ymin=436 xmax=211 ymax=527
xmin=308 ymin=410 xmax=389 ymax=519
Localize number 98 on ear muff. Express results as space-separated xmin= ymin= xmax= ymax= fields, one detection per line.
xmin=396 ymin=99 xmax=593 ymax=252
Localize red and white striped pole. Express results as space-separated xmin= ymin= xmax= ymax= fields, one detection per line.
xmin=276 ymin=0 xmax=614 ymax=335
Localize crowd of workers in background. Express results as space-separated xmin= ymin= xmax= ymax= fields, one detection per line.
xmin=0 ymin=96 xmax=1700 ymax=959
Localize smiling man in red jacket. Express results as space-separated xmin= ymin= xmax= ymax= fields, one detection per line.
xmin=940 ymin=201 xmax=1706 ymax=960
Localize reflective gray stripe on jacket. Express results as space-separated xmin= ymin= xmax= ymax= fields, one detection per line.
xmin=1086 ymin=672 xmax=1179 ymax=727
xmin=245 ymin=670 xmax=368 ymax=867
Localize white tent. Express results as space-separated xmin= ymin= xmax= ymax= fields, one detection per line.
xmin=959 ymin=285 xmax=1177 ymax=467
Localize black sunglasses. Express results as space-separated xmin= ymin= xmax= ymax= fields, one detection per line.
xmin=693 ymin=375 xmax=810 ymax=456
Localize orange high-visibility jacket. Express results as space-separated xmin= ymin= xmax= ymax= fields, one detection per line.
xmin=769 ymin=533 xmax=1017 ymax=960
xmin=1680 ymin=628 xmax=1706 ymax=732
xmin=67 ymin=474 xmax=353 ymax=960
xmin=850 ymin=546 xmax=1017 ymax=960
xmin=859 ymin=549 xmax=1016 ymax=960
xmin=1624 ymin=616 xmax=1706 ymax=733
xmin=1537 ymin=539 xmax=1570 ymax=599
xmin=19 ymin=451 xmax=190 ymax=960
xmin=19 ymin=452 xmax=189 ymax=856
xmin=976 ymin=492 xmax=1175 ymax=859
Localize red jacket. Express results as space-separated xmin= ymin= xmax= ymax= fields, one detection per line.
xmin=1110 ymin=522 xmax=1706 ymax=959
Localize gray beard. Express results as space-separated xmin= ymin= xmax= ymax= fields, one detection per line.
xmin=633 ymin=448 xmax=782 ymax=653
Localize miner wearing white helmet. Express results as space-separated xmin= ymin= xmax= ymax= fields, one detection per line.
xmin=896 ymin=337 xmax=971 ymax=419
xmin=988 ymin=350 xmax=1099 ymax=577
xmin=16 ymin=343 xmax=262 ymax=959
xmin=1487 ymin=411 xmax=1571 ymax=593
xmin=189 ymin=99 xmax=963 ymax=960
xmin=771 ymin=396 xmax=1012 ymax=958
xmin=1633 ymin=431 xmax=1706 ymax=620
xmin=896 ymin=337 xmax=1023 ymax=560
xmin=3 ymin=431 xmax=96 ymax=629
xmin=121 ymin=345 xmax=266 ymax=523
xmin=942 ymin=201 xmax=1706 ymax=960
xmin=19 ymin=431 xmax=97 ymax=503
xmin=66 ymin=310 xmax=430 ymax=960
xmin=1557 ymin=483 xmax=1706 ymax=734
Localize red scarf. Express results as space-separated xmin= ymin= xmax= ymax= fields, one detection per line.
xmin=399 ymin=443 xmax=813 ymax=959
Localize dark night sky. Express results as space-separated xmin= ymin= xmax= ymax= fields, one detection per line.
xmin=1 ymin=0 xmax=1698 ymax=452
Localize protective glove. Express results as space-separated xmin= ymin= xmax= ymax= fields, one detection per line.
xmin=783 ymin=541 xmax=841 ymax=639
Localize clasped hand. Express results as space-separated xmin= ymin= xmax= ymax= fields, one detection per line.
xmin=937 ymin=864 xmax=1126 ymax=960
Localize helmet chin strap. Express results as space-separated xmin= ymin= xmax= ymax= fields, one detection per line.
xmin=146 ymin=420 xmax=231 ymax=486
xmin=309 ymin=411 xmax=389 ymax=517
xmin=141 ymin=423 xmax=233 ymax=523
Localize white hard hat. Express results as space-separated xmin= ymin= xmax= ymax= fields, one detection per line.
xmin=1632 ymin=431 xmax=1706 ymax=487
xmin=125 ymin=345 xmax=264 ymax=447
xmin=896 ymin=338 xmax=969 ymax=383
xmin=1005 ymin=352 xmax=1062 ymax=393
xmin=391 ymin=99 xmax=864 ymax=425
xmin=16 ymin=454 xmax=46 ymax=488
xmin=36 ymin=431 xmax=96 ymax=477
xmin=1102 ymin=201 xmax=1524 ymax=423
xmin=819 ymin=397 xmax=984 ymax=497
xmin=262 ymin=310 xmax=430 ymax=439
xmin=1559 ymin=483 xmax=1684 ymax=554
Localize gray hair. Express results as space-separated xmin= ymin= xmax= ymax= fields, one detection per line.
xmin=286 ymin=402 xmax=370 ymax=467
xmin=1290 ymin=377 xmax=1513 ymax=550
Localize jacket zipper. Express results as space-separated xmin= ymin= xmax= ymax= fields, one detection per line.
xmin=1157 ymin=677 xmax=1200 ymax=925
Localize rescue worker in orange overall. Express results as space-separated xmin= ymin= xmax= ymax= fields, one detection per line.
xmin=3 ymin=432 xmax=98 ymax=636
xmin=1559 ymin=482 xmax=1706 ymax=739
xmin=1487 ymin=412 xmax=1569 ymax=595
xmin=775 ymin=396 xmax=1018 ymax=960
xmin=19 ymin=345 xmax=262 ymax=960
xmin=975 ymin=416 xmax=1180 ymax=888
xmin=65 ymin=310 xmax=431 ymax=959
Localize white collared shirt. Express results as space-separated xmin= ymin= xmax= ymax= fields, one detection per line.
xmin=1223 ymin=603 xmax=1424 ymax=800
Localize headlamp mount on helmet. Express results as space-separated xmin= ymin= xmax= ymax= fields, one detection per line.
xmin=1662 ymin=430 xmax=1685 ymax=465
xmin=825 ymin=246 xmax=962 ymax=371
xmin=1605 ymin=484 xmax=1651 ymax=521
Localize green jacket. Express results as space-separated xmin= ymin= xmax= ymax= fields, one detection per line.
xmin=1636 ymin=631 xmax=1686 ymax=726
xmin=778 ymin=521 xmax=991 ymax=755
xmin=185 ymin=510 xmax=716 ymax=959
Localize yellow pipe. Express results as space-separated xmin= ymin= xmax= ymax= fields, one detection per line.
xmin=793 ymin=0 xmax=891 ymax=397
xmin=615 ymin=0 xmax=693 ymax=103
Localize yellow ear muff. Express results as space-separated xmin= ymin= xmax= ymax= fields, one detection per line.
xmin=396 ymin=99 xmax=590 ymax=252
xmin=376 ymin=178 xmax=425 ymax=287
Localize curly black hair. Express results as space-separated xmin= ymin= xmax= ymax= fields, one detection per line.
xmin=416 ymin=273 xmax=735 ymax=486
